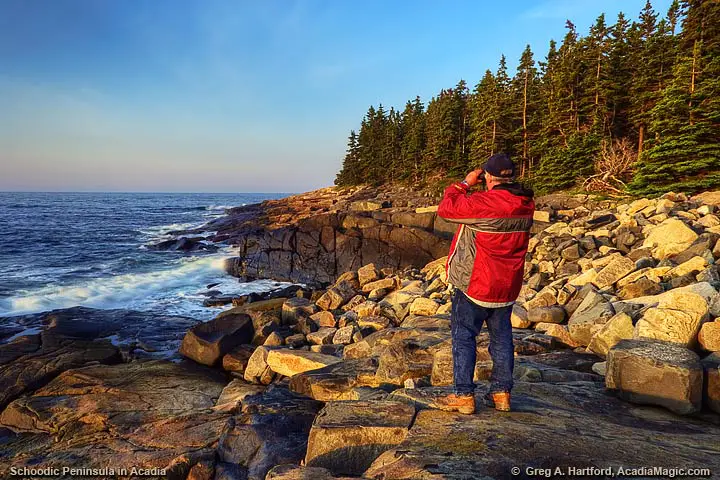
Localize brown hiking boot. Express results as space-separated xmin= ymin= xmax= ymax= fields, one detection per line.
xmin=435 ymin=393 xmax=475 ymax=414
xmin=484 ymin=391 xmax=511 ymax=412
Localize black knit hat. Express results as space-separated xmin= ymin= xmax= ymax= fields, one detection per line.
xmin=482 ymin=153 xmax=515 ymax=178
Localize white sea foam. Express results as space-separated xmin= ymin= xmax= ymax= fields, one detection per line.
xmin=138 ymin=222 xmax=199 ymax=239
xmin=0 ymin=253 xmax=291 ymax=319
xmin=206 ymin=205 xmax=234 ymax=211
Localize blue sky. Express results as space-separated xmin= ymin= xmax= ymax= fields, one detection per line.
xmin=0 ymin=0 xmax=673 ymax=192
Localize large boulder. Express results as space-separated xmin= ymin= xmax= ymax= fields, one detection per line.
xmin=642 ymin=218 xmax=698 ymax=259
xmin=289 ymin=358 xmax=380 ymax=401
xmin=266 ymin=350 xmax=342 ymax=378
xmin=633 ymin=291 xmax=709 ymax=346
xmin=179 ymin=313 xmax=253 ymax=366
xmin=606 ymin=339 xmax=702 ymax=415
xmin=305 ymin=400 xmax=415 ymax=476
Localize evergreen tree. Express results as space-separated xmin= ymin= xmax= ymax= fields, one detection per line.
xmin=400 ymin=97 xmax=426 ymax=182
xmin=630 ymin=0 xmax=720 ymax=195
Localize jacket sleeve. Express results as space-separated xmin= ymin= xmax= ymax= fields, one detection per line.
xmin=437 ymin=183 xmax=492 ymax=223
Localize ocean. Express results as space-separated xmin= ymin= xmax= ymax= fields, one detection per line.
xmin=0 ymin=192 xmax=289 ymax=320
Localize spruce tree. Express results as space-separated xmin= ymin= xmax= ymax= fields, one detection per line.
xmin=630 ymin=0 xmax=720 ymax=195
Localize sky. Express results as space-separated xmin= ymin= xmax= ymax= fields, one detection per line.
xmin=0 ymin=0 xmax=674 ymax=193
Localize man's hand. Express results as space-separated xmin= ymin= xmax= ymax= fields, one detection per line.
xmin=463 ymin=169 xmax=484 ymax=187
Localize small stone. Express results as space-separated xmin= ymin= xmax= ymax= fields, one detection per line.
xmin=667 ymin=255 xmax=707 ymax=278
xmin=342 ymin=294 xmax=367 ymax=312
xmin=533 ymin=210 xmax=551 ymax=222
xmin=593 ymin=257 xmax=636 ymax=289
xmin=333 ymin=325 xmax=357 ymax=345
xmin=244 ymin=346 xmax=277 ymax=385
xmin=285 ymin=333 xmax=307 ymax=348
xmin=307 ymin=327 xmax=338 ymax=345
xmin=311 ymin=310 xmax=337 ymax=328
xmin=282 ymin=297 xmax=317 ymax=325
xmin=357 ymin=316 xmax=391 ymax=331
xmin=221 ymin=345 xmax=255 ymax=374
xmin=409 ymin=297 xmax=439 ymax=316
xmin=264 ymin=331 xmax=284 ymax=346
xmin=357 ymin=263 xmax=380 ymax=287
xmin=266 ymin=349 xmax=342 ymax=378
xmin=511 ymin=305 xmax=531 ymax=329
xmin=310 ymin=344 xmax=345 ymax=356
xmin=355 ymin=300 xmax=382 ymax=318
xmin=362 ymin=277 xmax=397 ymax=294
xmin=698 ymin=321 xmax=720 ymax=352
xmin=543 ymin=324 xmax=581 ymax=348
xmin=592 ymin=361 xmax=607 ymax=376
xmin=527 ymin=306 xmax=566 ymax=324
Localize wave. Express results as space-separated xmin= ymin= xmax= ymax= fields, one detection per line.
xmin=206 ymin=205 xmax=235 ymax=211
xmin=0 ymin=253 xmax=289 ymax=319
xmin=139 ymin=222 xmax=198 ymax=235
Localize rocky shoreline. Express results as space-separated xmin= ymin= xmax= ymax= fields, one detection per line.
xmin=2 ymin=187 xmax=720 ymax=479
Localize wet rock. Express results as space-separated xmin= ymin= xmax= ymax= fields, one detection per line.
xmin=606 ymin=339 xmax=702 ymax=415
xmin=305 ymin=401 xmax=414 ymax=475
xmin=266 ymin=349 xmax=342 ymax=378
xmin=179 ymin=312 xmax=253 ymax=367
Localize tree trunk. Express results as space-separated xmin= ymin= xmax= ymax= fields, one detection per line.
xmin=638 ymin=124 xmax=645 ymax=159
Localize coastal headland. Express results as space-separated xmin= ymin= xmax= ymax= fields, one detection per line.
xmin=2 ymin=186 xmax=720 ymax=479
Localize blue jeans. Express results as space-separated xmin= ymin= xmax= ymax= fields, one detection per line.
xmin=451 ymin=289 xmax=514 ymax=396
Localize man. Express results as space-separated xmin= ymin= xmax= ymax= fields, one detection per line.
xmin=436 ymin=153 xmax=534 ymax=413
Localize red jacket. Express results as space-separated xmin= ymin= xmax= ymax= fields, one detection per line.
xmin=438 ymin=181 xmax=535 ymax=304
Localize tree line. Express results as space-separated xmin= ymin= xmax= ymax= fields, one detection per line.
xmin=335 ymin=0 xmax=720 ymax=196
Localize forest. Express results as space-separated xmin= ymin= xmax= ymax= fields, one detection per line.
xmin=334 ymin=0 xmax=720 ymax=196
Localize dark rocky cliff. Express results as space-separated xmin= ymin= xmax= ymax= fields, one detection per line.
xmin=198 ymin=186 xmax=456 ymax=285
